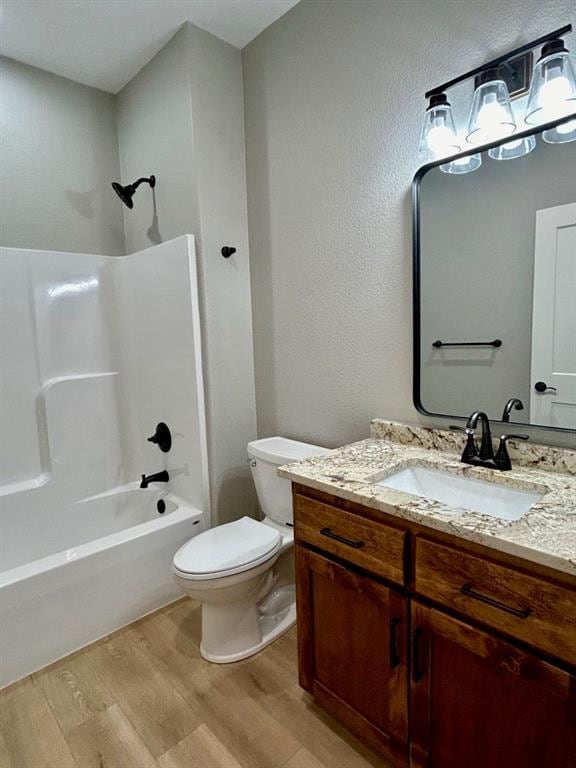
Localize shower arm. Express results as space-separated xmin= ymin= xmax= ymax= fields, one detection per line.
xmin=131 ymin=176 xmax=155 ymax=191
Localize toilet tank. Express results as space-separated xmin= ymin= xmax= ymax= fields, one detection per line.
xmin=247 ymin=437 xmax=329 ymax=526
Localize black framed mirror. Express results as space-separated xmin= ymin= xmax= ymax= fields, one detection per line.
xmin=413 ymin=114 xmax=576 ymax=432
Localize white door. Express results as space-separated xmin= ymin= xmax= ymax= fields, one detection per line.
xmin=530 ymin=202 xmax=576 ymax=429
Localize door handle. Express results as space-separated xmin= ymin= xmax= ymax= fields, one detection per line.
xmin=389 ymin=618 xmax=401 ymax=670
xmin=461 ymin=583 xmax=532 ymax=619
xmin=534 ymin=381 xmax=557 ymax=393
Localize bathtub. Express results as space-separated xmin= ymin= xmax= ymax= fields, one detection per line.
xmin=0 ymin=486 xmax=206 ymax=688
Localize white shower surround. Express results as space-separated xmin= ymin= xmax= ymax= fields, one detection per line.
xmin=0 ymin=236 xmax=209 ymax=688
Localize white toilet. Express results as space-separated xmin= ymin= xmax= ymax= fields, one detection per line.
xmin=172 ymin=436 xmax=329 ymax=663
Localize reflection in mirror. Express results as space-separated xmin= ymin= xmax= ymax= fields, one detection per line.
xmin=416 ymin=119 xmax=576 ymax=431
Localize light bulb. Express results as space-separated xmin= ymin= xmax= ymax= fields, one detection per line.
xmin=426 ymin=120 xmax=457 ymax=154
xmin=488 ymin=134 xmax=536 ymax=160
xmin=539 ymin=74 xmax=573 ymax=116
xmin=477 ymin=96 xmax=510 ymax=140
xmin=466 ymin=70 xmax=516 ymax=145
xmin=525 ymin=39 xmax=576 ymax=125
xmin=418 ymin=93 xmax=460 ymax=161
xmin=556 ymin=118 xmax=576 ymax=134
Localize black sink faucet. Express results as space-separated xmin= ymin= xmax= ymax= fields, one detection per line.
xmin=140 ymin=470 xmax=169 ymax=489
xmin=502 ymin=398 xmax=524 ymax=423
xmin=451 ymin=411 xmax=529 ymax=471
xmin=466 ymin=411 xmax=494 ymax=462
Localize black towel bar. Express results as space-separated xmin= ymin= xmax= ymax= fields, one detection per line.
xmin=432 ymin=339 xmax=502 ymax=348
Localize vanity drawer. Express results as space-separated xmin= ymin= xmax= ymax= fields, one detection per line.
xmin=294 ymin=494 xmax=406 ymax=585
xmin=415 ymin=537 xmax=576 ymax=665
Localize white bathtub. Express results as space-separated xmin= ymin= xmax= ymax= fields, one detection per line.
xmin=0 ymin=486 xmax=206 ymax=688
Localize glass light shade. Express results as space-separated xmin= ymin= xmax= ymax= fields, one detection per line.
xmin=466 ymin=71 xmax=516 ymax=145
xmin=542 ymin=117 xmax=576 ymax=144
xmin=488 ymin=134 xmax=536 ymax=160
xmin=440 ymin=152 xmax=482 ymax=175
xmin=525 ymin=40 xmax=576 ymax=125
xmin=418 ymin=94 xmax=461 ymax=161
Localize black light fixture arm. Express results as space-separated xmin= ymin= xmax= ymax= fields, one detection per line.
xmin=425 ymin=24 xmax=572 ymax=98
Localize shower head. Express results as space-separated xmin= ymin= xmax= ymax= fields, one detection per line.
xmin=111 ymin=175 xmax=156 ymax=209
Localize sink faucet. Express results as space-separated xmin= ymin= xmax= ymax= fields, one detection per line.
xmin=451 ymin=411 xmax=529 ymax=471
xmin=502 ymin=397 xmax=524 ymax=423
xmin=140 ymin=469 xmax=169 ymax=489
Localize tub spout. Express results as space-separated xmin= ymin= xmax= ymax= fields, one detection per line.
xmin=140 ymin=470 xmax=169 ymax=489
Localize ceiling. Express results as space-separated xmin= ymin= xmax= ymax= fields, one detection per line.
xmin=0 ymin=0 xmax=300 ymax=93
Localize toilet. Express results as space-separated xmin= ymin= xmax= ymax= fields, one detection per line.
xmin=172 ymin=436 xmax=329 ymax=663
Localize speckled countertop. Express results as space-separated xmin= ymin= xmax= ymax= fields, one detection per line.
xmin=279 ymin=421 xmax=576 ymax=577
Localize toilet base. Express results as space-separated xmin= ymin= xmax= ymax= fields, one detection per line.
xmin=200 ymin=585 xmax=296 ymax=664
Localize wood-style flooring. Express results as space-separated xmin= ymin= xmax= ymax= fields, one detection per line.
xmin=0 ymin=598 xmax=391 ymax=768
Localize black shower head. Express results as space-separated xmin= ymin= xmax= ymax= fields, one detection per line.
xmin=111 ymin=175 xmax=156 ymax=209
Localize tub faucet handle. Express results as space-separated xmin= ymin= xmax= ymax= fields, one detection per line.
xmin=147 ymin=423 xmax=172 ymax=453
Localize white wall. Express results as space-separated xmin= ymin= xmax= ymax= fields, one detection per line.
xmin=117 ymin=24 xmax=258 ymax=523
xmin=0 ymin=57 xmax=125 ymax=256
xmin=243 ymin=0 xmax=576 ymax=449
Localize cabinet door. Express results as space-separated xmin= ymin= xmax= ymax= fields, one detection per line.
xmin=410 ymin=601 xmax=576 ymax=768
xmin=296 ymin=545 xmax=408 ymax=766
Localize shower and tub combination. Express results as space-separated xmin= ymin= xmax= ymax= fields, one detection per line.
xmin=0 ymin=236 xmax=209 ymax=688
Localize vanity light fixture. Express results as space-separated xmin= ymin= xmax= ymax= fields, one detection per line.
xmin=466 ymin=69 xmax=516 ymax=145
xmin=440 ymin=152 xmax=482 ymax=174
xmin=418 ymin=93 xmax=461 ymax=161
xmin=488 ymin=134 xmax=537 ymax=160
xmin=525 ymin=37 xmax=576 ymax=125
xmin=418 ymin=24 xmax=574 ymax=165
xmin=542 ymin=118 xmax=576 ymax=143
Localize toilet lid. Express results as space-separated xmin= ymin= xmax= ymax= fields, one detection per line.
xmin=173 ymin=517 xmax=282 ymax=580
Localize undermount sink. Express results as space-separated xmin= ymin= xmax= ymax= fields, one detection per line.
xmin=376 ymin=465 xmax=543 ymax=521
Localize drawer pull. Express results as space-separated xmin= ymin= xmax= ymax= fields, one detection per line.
xmin=319 ymin=527 xmax=365 ymax=549
xmin=461 ymin=583 xmax=532 ymax=619
xmin=389 ymin=617 xmax=401 ymax=670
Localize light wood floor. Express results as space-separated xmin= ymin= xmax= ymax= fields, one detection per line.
xmin=0 ymin=598 xmax=391 ymax=768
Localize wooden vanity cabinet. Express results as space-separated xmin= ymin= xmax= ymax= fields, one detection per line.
xmin=410 ymin=602 xmax=576 ymax=768
xmin=295 ymin=545 xmax=409 ymax=766
xmin=293 ymin=486 xmax=576 ymax=768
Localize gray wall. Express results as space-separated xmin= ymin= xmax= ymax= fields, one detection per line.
xmin=117 ymin=25 xmax=258 ymax=525
xmin=0 ymin=56 xmax=124 ymax=256
xmin=243 ymin=0 xmax=576 ymax=448
xmin=420 ymin=139 xmax=576 ymax=423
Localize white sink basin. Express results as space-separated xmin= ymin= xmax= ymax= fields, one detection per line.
xmin=376 ymin=465 xmax=543 ymax=521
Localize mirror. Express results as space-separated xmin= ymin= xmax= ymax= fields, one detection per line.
xmin=414 ymin=117 xmax=576 ymax=431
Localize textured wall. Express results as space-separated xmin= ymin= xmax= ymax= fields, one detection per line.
xmin=0 ymin=56 xmax=124 ymax=256
xmin=117 ymin=25 xmax=258 ymax=524
xmin=243 ymin=0 xmax=576 ymax=448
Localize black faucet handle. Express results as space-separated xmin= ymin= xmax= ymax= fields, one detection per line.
xmin=494 ymin=434 xmax=529 ymax=471
xmin=450 ymin=425 xmax=474 ymax=435
xmin=450 ymin=425 xmax=478 ymax=462
xmin=147 ymin=422 xmax=172 ymax=453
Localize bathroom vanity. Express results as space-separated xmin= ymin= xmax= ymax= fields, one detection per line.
xmin=281 ymin=422 xmax=576 ymax=768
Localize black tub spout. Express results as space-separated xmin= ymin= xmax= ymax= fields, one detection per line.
xmin=140 ymin=470 xmax=169 ymax=489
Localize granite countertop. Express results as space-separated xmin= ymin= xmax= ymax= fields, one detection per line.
xmin=279 ymin=421 xmax=576 ymax=577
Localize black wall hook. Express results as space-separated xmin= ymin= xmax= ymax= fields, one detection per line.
xmin=221 ymin=246 xmax=237 ymax=258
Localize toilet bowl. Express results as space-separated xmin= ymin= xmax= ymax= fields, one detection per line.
xmin=172 ymin=436 xmax=329 ymax=663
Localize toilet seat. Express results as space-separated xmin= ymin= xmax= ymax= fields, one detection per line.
xmin=173 ymin=517 xmax=281 ymax=581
